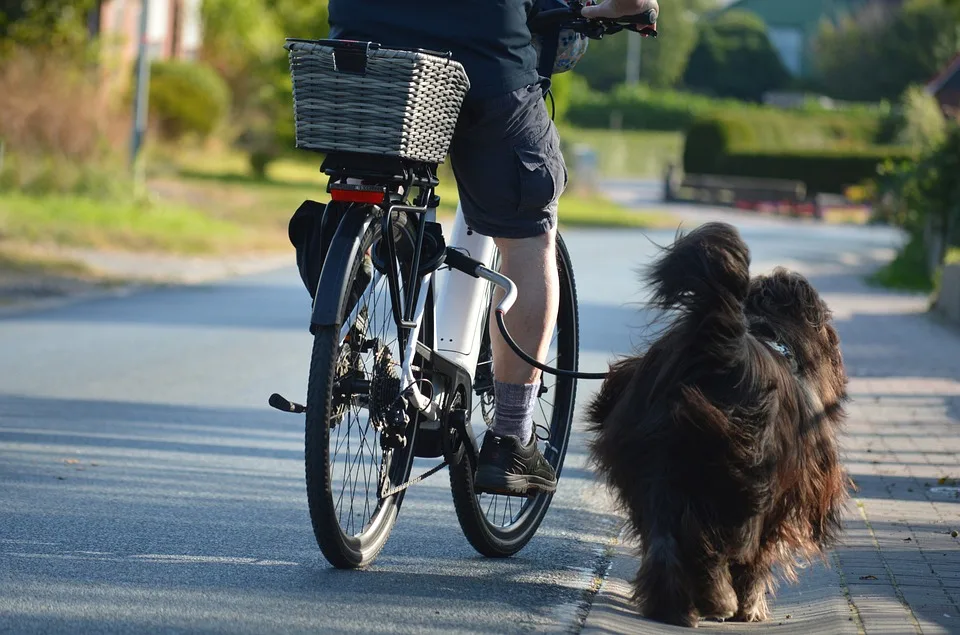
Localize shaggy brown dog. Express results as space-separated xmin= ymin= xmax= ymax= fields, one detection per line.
xmin=587 ymin=222 xmax=849 ymax=627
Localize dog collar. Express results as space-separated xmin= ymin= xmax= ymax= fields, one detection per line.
xmin=764 ymin=339 xmax=793 ymax=360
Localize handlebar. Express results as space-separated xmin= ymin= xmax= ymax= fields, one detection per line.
xmin=528 ymin=3 xmax=658 ymax=40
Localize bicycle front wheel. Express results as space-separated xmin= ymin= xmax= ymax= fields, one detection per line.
xmin=448 ymin=232 xmax=580 ymax=557
xmin=305 ymin=207 xmax=419 ymax=569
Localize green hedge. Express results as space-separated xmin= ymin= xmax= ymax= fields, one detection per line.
xmin=681 ymin=109 xmax=908 ymax=193
xmin=567 ymin=85 xmax=747 ymax=131
xmin=683 ymin=110 xmax=884 ymax=173
xmin=566 ymin=83 xmax=886 ymax=134
xmin=149 ymin=60 xmax=231 ymax=141
xmin=700 ymin=148 xmax=917 ymax=194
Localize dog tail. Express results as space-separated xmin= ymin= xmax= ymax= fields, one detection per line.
xmin=647 ymin=221 xmax=751 ymax=325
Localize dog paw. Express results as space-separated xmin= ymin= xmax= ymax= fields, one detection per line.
xmin=733 ymin=603 xmax=770 ymax=623
xmin=699 ymin=592 xmax=737 ymax=621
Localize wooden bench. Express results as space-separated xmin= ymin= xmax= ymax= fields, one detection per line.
xmin=665 ymin=169 xmax=808 ymax=207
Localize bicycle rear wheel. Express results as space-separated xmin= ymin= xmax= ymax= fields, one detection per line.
xmin=448 ymin=233 xmax=579 ymax=557
xmin=305 ymin=207 xmax=419 ymax=568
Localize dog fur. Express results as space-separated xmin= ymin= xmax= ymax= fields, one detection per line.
xmin=586 ymin=222 xmax=850 ymax=627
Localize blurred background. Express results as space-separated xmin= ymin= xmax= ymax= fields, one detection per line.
xmin=0 ymin=0 xmax=958 ymax=301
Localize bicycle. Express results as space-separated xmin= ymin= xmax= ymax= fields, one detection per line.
xmin=270 ymin=3 xmax=658 ymax=569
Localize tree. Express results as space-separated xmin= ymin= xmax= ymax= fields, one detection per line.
xmin=681 ymin=9 xmax=789 ymax=102
xmin=0 ymin=0 xmax=96 ymax=54
xmin=573 ymin=0 xmax=715 ymax=91
xmin=814 ymin=0 xmax=960 ymax=102
xmin=884 ymin=84 xmax=948 ymax=150
xmin=200 ymin=0 xmax=329 ymax=176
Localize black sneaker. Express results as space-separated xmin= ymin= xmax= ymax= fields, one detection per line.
xmin=474 ymin=434 xmax=557 ymax=496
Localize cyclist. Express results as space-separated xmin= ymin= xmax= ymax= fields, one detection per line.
xmin=326 ymin=0 xmax=658 ymax=496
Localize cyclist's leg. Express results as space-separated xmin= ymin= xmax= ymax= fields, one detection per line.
xmin=490 ymin=230 xmax=560 ymax=387
xmin=449 ymin=81 xmax=567 ymax=494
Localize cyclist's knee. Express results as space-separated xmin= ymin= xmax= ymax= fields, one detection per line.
xmin=494 ymin=226 xmax=556 ymax=258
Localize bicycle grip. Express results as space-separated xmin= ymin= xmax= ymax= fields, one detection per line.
xmin=619 ymin=9 xmax=658 ymax=25
xmin=443 ymin=248 xmax=483 ymax=278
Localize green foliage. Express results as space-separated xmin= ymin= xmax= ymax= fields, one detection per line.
xmin=880 ymin=84 xmax=949 ymax=150
xmin=573 ymin=0 xmax=714 ymax=91
xmin=683 ymin=109 xmax=884 ymax=174
xmin=682 ymin=108 xmax=911 ymax=193
xmin=682 ymin=113 xmax=756 ymax=174
xmin=866 ymin=124 xmax=960 ymax=290
xmin=149 ymin=60 xmax=231 ymax=141
xmin=567 ymin=84 xmax=748 ymax=130
xmin=200 ymin=0 xmax=329 ymax=172
xmin=814 ymin=0 xmax=960 ymax=102
xmin=878 ymin=124 xmax=960 ymax=242
xmin=548 ymin=71 xmax=586 ymax=123
xmin=870 ymin=233 xmax=937 ymax=290
xmin=682 ymin=9 xmax=790 ymax=102
xmin=0 ymin=151 xmax=130 ymax=199
xmin=566 ymin=79 xmax=887 ymax=134
xmin=710 ymin=148 xmax=917 ymax=194
xmin=0 ymin=0 xmax=96 ymax=54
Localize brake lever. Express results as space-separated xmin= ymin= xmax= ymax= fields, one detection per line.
xmin=626 ymin=23 xmax=658 ymax=37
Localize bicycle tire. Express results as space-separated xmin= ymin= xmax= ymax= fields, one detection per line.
xmin=305 ymin=208 xmax=420 ymax=569
xmin=448 ymin=232 xmax=580 ymax=557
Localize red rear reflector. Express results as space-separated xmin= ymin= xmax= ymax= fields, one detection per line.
xmin=329 ymin=185 xmax=386 ymax=204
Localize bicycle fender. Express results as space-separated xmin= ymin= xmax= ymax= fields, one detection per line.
xmin=311 ymin=208 xmax=375 ymax=329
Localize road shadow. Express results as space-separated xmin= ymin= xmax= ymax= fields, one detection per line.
xmin=0 ymin=391 xmax=624 ymax=634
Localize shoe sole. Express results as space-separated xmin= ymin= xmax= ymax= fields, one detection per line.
xmin=474 ymin=466 xmax=557 ymax=497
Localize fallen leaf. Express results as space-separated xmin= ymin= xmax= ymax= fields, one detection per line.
xmin=859 ymin=575 xmax=878 ymax=580
xmin=64 ymin=459 xmax=80 ymax=465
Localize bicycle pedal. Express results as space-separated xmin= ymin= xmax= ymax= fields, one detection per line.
xmin=269 ymin=393 xmax=306 ymax=414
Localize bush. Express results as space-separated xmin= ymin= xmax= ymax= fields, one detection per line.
xmin=682 ymin=10 xmax=789 ymax=102
xmin=567 ymin=84 xmax=750 ymax=131
xmin=567 ymin=81 xmax=887 ymax=135
xmin=0 ymin=48 xmax=129 ymax=197
xmin=713 ymin=147 xmax=918 ymax=194
xmin=149 ymin=60 xmax=231 ymax=141
xmin=0 ymin=152 xmax=130 ymax=199
xmin=0 ymin=48 xmax=124 ymax=160
xmin=879 ymin=84 xmax=948 ymax=150
xmin=870 ymin=232 xmax=936 ymax=290
xmin=682 ymin=109 xmax=886 ymax=175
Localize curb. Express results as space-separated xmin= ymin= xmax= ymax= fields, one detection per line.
xmin=0 ymin=253 xmax=292 ymax=317
xmin=580 ymin=539 xmax=858 ymax=634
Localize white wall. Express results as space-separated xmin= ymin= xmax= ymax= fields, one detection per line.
xmin=767 ymin=26 xmax=803 ymax=76
xmin=180 ymin=0 xmax=202 ymax=59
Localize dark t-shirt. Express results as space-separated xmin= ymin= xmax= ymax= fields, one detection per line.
xmin=327 ymin=0 xmax=540 ymax=100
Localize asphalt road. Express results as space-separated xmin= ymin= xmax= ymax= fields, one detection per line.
xmin=0 ymin=200 xmax=906 ymax=634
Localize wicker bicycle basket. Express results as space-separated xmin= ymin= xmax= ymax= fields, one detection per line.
xmin=285 ymin=39 xmax=471 ymax=164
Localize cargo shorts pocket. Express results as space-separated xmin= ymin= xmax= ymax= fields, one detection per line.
xmin=514 ymin=128 xmax=567 ymax=213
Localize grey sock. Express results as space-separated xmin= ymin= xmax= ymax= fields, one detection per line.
xmin=492 ymin=381 xmax=540 ymax=444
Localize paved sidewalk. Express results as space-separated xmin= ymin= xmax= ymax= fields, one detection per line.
xmin=581 ymin=261 xmax=960 ymax=633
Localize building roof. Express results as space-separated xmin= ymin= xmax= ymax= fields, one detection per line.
xmin=926 ymin=54 xmax=960 ymax=96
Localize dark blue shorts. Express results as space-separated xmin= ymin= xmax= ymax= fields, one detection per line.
xmin=449 ymin=82 xmax=568 ymax=239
